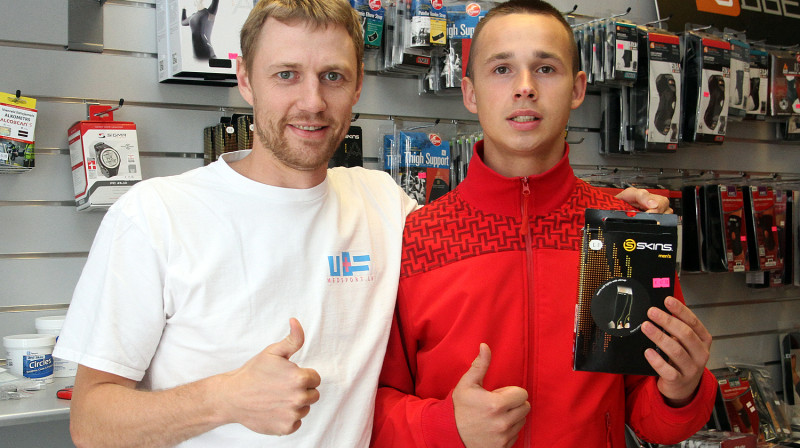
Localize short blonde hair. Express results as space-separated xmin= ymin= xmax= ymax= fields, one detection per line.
xmin=240 ymin=0 xmax=364 ymax=79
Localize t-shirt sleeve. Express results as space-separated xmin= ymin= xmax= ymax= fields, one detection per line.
xmin=53 ymin=200 xmax=167 ymax=382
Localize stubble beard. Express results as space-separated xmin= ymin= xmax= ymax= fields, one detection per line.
xmin=254 ymin=111 xmax=344 ymax=172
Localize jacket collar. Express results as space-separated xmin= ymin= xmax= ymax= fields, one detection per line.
xmin=457 ymin=140 xmax=577 ymax=218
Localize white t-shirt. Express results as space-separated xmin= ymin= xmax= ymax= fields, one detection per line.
xmin=54 ymin=151 xmax=418 ymax=447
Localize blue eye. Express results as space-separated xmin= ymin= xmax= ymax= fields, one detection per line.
xmin=278 ymin=71 xmax=294 ymax=80
xmin=325 ymin=72 xmax=343 ymax=81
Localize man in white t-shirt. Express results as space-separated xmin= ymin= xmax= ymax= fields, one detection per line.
xmin=54 ymin=1 xmax=671 ymax=446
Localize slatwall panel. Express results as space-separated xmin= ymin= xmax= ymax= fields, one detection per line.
xmin=0 ymin=0 xmax=798 ymax=446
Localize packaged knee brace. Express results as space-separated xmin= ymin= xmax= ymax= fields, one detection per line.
xmin=681 ymin=30 xmax=731 ymax=144
xmin=630 ymin=26 xmax=681 ymax=152
xmin=603 ymin=19 xmax=638 ymax=86
xmin=747 ymin=47 xmax=770 ymax=119
xmin=726 ymin=35 xmax=751 ymax=120
xmin=574 ymin=209 xmax=678 ymax=376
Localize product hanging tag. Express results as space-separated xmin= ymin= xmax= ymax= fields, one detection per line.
xmin=0 ymin=91 xmax=37 ymax=173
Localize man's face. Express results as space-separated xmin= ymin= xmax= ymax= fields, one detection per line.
xmin=461 ymin=13 xmax=586 ymax=175
xmin=237 ymin=17 xmax=362 ymax=173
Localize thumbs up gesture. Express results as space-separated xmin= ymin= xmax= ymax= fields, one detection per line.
xmin=219 ymin=318 xmax=321 ymax=436
xmin=453 ymin=344 xmax=530 ymax=448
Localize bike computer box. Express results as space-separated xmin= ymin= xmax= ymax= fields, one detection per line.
xmin=630 ymin=26 xmax=681 ymax=152
xmin=681 ymin=31 xmax=731 ymax=144
xmin=68 ymin=106 xmax=141 ymax=211
xmin=574 ymin=209 xmax=678 ymax=376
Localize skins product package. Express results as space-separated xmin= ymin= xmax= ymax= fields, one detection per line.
xmin=235 ymin=114 xmax=253 ymax=151
xmin=726 ymin=36 xmax=750 ymax=120
xmin=681 ymin=30 xmax=731 ymax=144
xmin=0 ymin=91 xmax=36 ymax=173
xmin=68 ymin=105 xmax=142 ymax=211
xmin=574 ymin=209 xmax=678 ymax=376
xmin=747 ymin=47 xmax=770 ymax=119
xmin=630 ymin=26 xmax=681 ymax=152
xmin=383 ymin=130 xmax=450 ymax=205
xmin=203 ymin=125 xmax=215 ymax=165
xmin=162 ymin=0 xmax=253 ymax=85
xmin=711 ymin=368 xmax=761 ymax=437
xmin=743 ymin=186 xmax=782 ymax=272
xmin=329 ymin=125 xmax=363 ymax=168
xmin=768 ymin=50 xmax=800 ymax=116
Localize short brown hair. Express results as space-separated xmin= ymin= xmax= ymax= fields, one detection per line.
xmin=240 ymin=0 xmax=364 ymax=78
xmin=466 ymin=0 xmax=579 ymax=77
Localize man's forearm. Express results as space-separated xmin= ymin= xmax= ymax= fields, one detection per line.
xmin=71 ymin=370 xmax=226 ymax=447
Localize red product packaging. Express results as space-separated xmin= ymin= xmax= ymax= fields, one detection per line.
xmin=720 ymin=186 xmax=748 ymax=272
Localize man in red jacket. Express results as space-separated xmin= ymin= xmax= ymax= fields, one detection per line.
xmin=372 ymin=1 xmax=717 ymax=447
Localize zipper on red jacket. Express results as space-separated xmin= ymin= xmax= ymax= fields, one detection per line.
xmin=520 ymin=177 xmax=534 ymax=448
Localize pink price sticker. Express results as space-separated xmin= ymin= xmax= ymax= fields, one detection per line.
xmin=653 ymin=277 xmax=671 ymax=288
xmin=228 ymin=53 xmax=239 ymax=59
xmin=617 ymin=43 xmax=624 ymax=49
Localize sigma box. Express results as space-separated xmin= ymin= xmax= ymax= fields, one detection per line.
xmin=68 ymin=120 xmax=141 ymax=211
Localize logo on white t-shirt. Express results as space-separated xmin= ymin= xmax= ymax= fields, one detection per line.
xmin=327 ymin=251 xmax=375 ymax=284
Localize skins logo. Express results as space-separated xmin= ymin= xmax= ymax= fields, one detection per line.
xmin=696 ymin=0 xmax=741 ymax=16
xmin=623 ymin=239 xmax=674 ymax=252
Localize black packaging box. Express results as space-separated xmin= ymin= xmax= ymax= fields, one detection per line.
xmin=574 ymin=209 xmax=678 ymax=376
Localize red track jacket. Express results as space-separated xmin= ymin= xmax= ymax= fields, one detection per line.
xmin=373 ymin=142 xmax=716 ymax=447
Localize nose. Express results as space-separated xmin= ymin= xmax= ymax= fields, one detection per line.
xmin=298 ymin=78 xmax=327 ymax=113
xmin=514 ymin=72 xmax=537 ymax=100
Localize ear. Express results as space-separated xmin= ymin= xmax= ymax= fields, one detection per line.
xmin=236 ymin=56 xmax=254 ymax=106
xmin=571 ymin=70 xmax=588 ymax=110
xmin=461 ymin=76 xmax=478 ymax=114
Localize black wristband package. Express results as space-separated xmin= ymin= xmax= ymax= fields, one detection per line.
xmin=574 ymin=209 xmax=678 ymax=376
xmin=727 ymin=37 xmax=751 ymax=120
xmin=681 ymin=30 xmax=731 ymax=144
xmin=747 ymin=47 xmax=770 ymax=119
xmin=630 ymin=26 xmax=681 ymax=152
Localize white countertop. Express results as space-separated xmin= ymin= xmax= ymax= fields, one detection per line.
xmin=0 ymin=377 xmax=73 ymax=427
